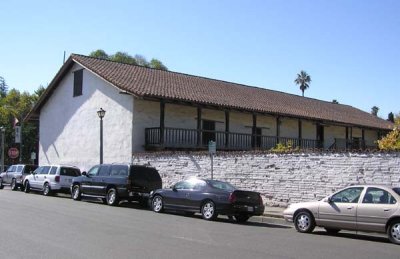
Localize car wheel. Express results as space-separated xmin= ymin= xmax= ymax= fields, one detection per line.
xmin=152 ymin=195 xmax=164 ymax=213
xmin=43 ymin=183 xmax=51 ymax=196
xmin=11 ymin=179 xmax=17 ymax=191
xmin=0 ymin=178 xmax=4 ymax=189
xmin=234 ymin=215 xmax=250 ymax=223
xmin=106 ymin=188 xmax=119 ymax=206
xmin=24 ymin=181 xmax=30 ymax=193
xmin=325 ymin=228 xmax=340 ymax=234
xmin=388 ymin=220 xmax=400 ymax=245
xmin=71 ymin=184 xmax=81 ymax=201
xmin=294 ymin=211 xmax=315 ymax=233
xmin=201 ymin=200 xmax=218 ymax=221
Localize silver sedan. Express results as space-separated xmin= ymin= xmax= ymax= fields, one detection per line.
xmin=283 ymin=185 xmax=400 ymax=245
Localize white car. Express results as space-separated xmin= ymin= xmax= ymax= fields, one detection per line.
xmin=23 ymin=165 xmax=81 ymax=196
xmin=283 ymin=185 xmax=400 ymax=245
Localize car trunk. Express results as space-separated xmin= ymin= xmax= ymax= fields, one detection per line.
xmin=231 ymin=190 xmax=262 ymax=206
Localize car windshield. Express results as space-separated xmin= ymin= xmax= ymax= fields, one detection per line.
xmin=393 ymin=188 xmax=400 ymax=196
xmin=207 ymin=180 xmax=236 ymax=192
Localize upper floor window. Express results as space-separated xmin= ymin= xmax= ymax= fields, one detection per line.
xmin=73 ymin=69 xmax=83 ymax=97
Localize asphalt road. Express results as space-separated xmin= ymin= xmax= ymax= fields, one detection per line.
xmin=0 ymin=188 xmax=399 ymax=259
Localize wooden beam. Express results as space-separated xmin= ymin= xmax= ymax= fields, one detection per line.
xmin=298 ymin=119 xmax=302 ymax=147
xmin=276 ymin=117 xmax=280 ymax=143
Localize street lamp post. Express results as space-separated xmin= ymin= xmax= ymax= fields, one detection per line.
xmin=1 ymin=127 xmax=5 ymax=172
xmin=97 ymin=108 xmax=106 ymax=164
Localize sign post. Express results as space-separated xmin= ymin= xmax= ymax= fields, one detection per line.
xmin=208 ymin=141 xmax=216 ymax=180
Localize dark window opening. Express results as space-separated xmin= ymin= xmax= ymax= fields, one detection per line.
xmin=73 ymin=69 xmax=83 ymax=97
xmin=202 ymin=120 xmax=216 ymax=145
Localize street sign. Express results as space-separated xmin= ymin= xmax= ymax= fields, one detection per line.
xmin=15 ymin=126 xmax=21 ymax=143
xmin=8 ymin=148 xmax=19 ymax=159
xmin=208 ymin=141 xmax=216 ymax=154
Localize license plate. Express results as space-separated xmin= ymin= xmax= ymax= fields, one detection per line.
xmin=247 ymin=207 xmax=254 ymax=212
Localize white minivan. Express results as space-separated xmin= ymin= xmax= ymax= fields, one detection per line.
xmin=23 ymin=165 xmax=81 ymax=196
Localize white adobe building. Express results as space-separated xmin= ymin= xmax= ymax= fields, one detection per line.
xmin=27 ymin=54 xmax=393 ymax=171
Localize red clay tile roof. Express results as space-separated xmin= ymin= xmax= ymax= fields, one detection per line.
xmin=29 ymin=54 xmax=394 ymax=130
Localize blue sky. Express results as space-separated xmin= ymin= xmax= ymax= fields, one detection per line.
xmin=0 ymin=0 xmax=399 ymax=118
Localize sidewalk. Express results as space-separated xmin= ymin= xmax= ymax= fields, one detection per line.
xmin=263 ymin=206 xmax=285 ymax=218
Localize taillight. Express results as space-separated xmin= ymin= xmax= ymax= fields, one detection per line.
xmin=229 ymin=192 xmax=237 ymax=203
xmin=55 ymin=176 xmax=60 ymax=182
xmin=258 ymin=194 xmax=264 ymax=206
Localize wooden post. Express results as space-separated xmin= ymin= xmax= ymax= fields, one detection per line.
xmin=160 ymin=100 xmax=165 ymax=146
xmin=298 ymin=119 xmax=302 ymax=147
xmin=225 ymin=111 xmax=229 ymax=148
xmin=252 ymin=114 xmax=257 ymax=148
xmin=276 ymin=117 xmax=280 ymax=144
xmin=197 ymin=107 xmax=202 ymax=147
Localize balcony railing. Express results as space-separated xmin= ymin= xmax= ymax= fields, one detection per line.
xmin=331 ymin=138 xmax=375 ymax=150
xmin=145 ymin=127 xmax=321 ymax=150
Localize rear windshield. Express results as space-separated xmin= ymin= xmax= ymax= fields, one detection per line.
xmin=60 ymin=167 xmax=81 ymax=177
xmin=131 ymin=167 xmax=161 ymax=181
xmin=393 ymin=188 xmax=400 ymax=196
xmin=207 ymin=180 xmax=236 ymax=192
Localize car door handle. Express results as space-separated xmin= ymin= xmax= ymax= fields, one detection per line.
xmin=44 ymin=176 xmax=46 ymax=179
xmin=384 ymin=208 xmax=390 ymax=212
xmin=347 ymin=206 xmax=353 ymax=210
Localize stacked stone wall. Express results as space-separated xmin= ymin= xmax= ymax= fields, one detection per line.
xmin=132 ymin=152 xmax=400 ymax=207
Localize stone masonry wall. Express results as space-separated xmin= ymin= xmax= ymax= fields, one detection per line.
xmin=132 ymin=152 xmax=400 ymax=207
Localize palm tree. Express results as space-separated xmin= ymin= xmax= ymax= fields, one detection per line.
xmin=294 ymin=70 xmax=311 ymax=97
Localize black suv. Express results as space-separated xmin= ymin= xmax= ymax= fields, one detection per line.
xmin=71 ymin=164 xmax=162 ymax=206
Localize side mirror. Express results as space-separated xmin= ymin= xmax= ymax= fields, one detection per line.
xmin=81 ymin=171 xmax=87 ymax=176
xmin=172 ymin=186 xmax=177 ymax=192
xmin=326 ymin=197 xmax=332 ymax=203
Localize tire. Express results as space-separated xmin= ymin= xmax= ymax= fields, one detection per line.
xmin=294 ymin=211 xmax=315 ymax=233
xmin=234 ymin=215 xmax=250 ymax=223
xmin=11 ymin=179 xmax=17 ymax=191
xmin=71 ymin=184 xmax=81 ymax=201
xmin=106 ymin=188 xmax=119 ymax=206
xmin=388 ymin=220 xmax=400 ymax=245
xmin=24 ymin=181 xmax=30 ymax=193
xmin=43 ymin=183 xmax=51 ymax=196
xmin=201 ymin=200 xmax=218 ymax=221
xmin=152 ymin=195 xmax=164 ymax=213
xmin=325 ymin=228 xmax=340 ymax=234
xmin=0 ymin=178 xmax=4 ymax=189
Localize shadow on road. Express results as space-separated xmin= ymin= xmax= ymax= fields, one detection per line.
xmin=312 ymin=230 xmax=390 ymax=244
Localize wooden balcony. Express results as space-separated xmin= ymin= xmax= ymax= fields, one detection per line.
xmin=145 ymin=127 xmax=322 ymax=151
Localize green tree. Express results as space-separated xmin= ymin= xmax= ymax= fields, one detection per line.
xmin=332 ymin=99 xmax=339 ymax=104
xmin=294 ymin=70 xmax=311 ymax=97
xmin=110 ymin=52 xmax=137 ymax=65
xmin=378 ymin=114 xmax=400 ymax=151
xmin=0 ymin=87 xmax=42 ymax=164
xmin=0 ymin=76 xmax=7 ymax=98
xmin=388 ymin=112 xmax=395 ymax=123
xmin=33 ymin=85 xmax=47 ymax=102
xmin=371 ymin=106 xmax=379 ymax=116
xmin=89 ymin=49 xmax=109 ymax=60
xmin=88 ymin=50 xmax=168 ymax=70
xmin=150 ymin=58 xmax=168 ymax=70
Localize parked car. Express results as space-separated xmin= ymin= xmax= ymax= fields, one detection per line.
xmin=71 ymin=164 xmax=162 ymax=206
xmin=23 ymin=165 xmax=81 ymax=195
xmin=149 ymin=178 xmax=265 ymax=222
xmin=0 ymin=164 xmax=38 ymax=191
xmin=283 ymin=185 xmax=400 ymax=245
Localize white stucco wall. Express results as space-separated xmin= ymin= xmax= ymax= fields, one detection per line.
xmin=365 ymin=129 xmax=378 ymax=147
xmin=280 ymin=118 xmax=298 ymax=138
xmin=324 ymin=125 xmax=346 ymax=149
xmin=39 ymin=64 xmax=133 ymax=171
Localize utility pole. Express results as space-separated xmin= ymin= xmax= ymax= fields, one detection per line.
xmin=1 ymin=127 xmax=5 ymax=172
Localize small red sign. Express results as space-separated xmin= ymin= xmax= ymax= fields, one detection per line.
xmin=8 ymin=148 xmax=19 ymax=159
